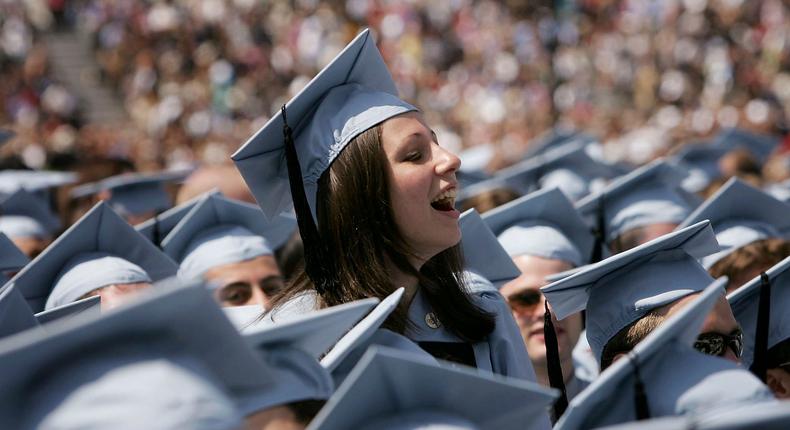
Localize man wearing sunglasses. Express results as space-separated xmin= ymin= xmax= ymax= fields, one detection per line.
xmin=543 ymin=220 xmax=748 ymax=373
xmin=483 ymin=188 xmax=595 ymax=399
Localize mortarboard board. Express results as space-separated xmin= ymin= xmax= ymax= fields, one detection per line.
xmin=135 ymin=189 xmax=221 ymax=245
xmin=458 ymin=209 xmax=521 ymax=289
xmin=0 ymin=233 xmax=29 ymax=284
xmin=0 ymin=286 xmax=38 ymax=339
xmin=483 ymin=187 xmax=595 ymax=267
xmin=70 ymin=170 xmax=190 ymax=218
xmin=161 ymin=193 xmax=296 ymax=280
xmin=541 ymin=220 xmax=719 ymax=363
xmin=0 ymin=278 xmax=291 ymax=429
xmin=670 ymin=142 xmax=728 ymax=187
xmin=554 ymin=279 xmax=773 ymax=430
xmin=308 ymin=346 xmax=559 ymax=430
xmin=7 ymin=202 xmax=178 ymax=312
xmin=0 ymin=169 xmax=77 ymax=207
xmin=727 ymin=255 xmax=790 ymax=372
xmin=240 ymin=297 xmax=379 ymax=413
xmin=33 ymin=295 xmax=100 ymax=325
xmin=575 ymin=159 xmax=697 ymax=246
xmin=321 ymin=288 xmax=404 ymax=372
xmin=0 ymin=189 xmax=61 ymax=239
xmin=677 ymin=177 xmax=790 ymax=268
xmin=232 ymin=29 xmax=417 ymax=296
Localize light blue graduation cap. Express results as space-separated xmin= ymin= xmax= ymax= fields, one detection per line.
xmin=240 ymin=297 xmax=378 ymax=413
xmin=0 ymin=189 xmax=61 ymax=239
xmin=232 ymin=29 xmax=416 ymax=220
xmin=70 ymin=170 xmax=189 ymax=218
xmin=728 ymin=255 xmax=790 ymax=372
xmin=0 ymin=233 xmax=29 ymax=285
xmin=541 ymin=220 xmax=719 ymax=363
xmin=0 ymin=286 xmax=38 ymax=339
xmin=0 ymin=278 xmax=280 ymax=429
xmin=670 ymin=142 xmax=728 ymax=189
xmin=459 ymin=209 xmax=521 ymax=289
xmin=714 ymin=127 xmax=780 ymax=164
xmin=135 ymin=189 xmax=221 ymax=245
xmin=458 ymin=144 xmax=495 ymax=176
xmin=482 ymin=187 xmax=594 ymax=267
xmin=677 ymin=177 xmax=790 ymax=268
xmin=161 ymin=193 xmax=296 ymax=280
xmin=554 ymin=280 xmax=773 ymax=430
xmin=308 ymin=346 xmax=559 ymax=430
xmin=7 ymin=202 xmax=178 ymax=312
xmin=575 ymin=159 xmax=698 ymax=246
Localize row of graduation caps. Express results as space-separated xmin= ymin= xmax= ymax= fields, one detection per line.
xmin=1 ymin=165 xmax=790 ymax=427
xmin=3 ymin=27 xmax=787 ymax=428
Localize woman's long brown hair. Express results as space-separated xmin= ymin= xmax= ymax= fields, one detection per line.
xmin=268 ymin=124 xmax=495 ymax=343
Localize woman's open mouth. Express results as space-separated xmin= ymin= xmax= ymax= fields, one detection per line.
xmin=430 ymin=189 xmax=457 ymax=212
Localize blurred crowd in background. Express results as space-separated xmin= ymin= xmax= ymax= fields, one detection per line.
xmin=0 ymin=0 xmax=788 ymax=186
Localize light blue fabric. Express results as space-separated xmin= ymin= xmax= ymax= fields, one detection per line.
xmin=308 ymin=347 xmax=557 ymax=430
xmin=0 ymin=232 xmax=29 ymax=273
xmin=542 ymin=221 xmax=719 ymax=362
xmin=0 ymin=189 xmax=61 ymax=238
xmin=47 ymin=252 xmax=152 ymax=310
xmin=232 ymin=29 xmax=417 ymax=220
xmin=70 ymin=170 xmax=190 ymax=217
xmin=459 ymin=209 xmax=521 ymax=289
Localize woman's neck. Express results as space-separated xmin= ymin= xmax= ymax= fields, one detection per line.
xmin=386 ymin=258 xmax=421 ymax=309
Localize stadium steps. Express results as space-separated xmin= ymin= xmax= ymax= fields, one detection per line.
xmin=42 ymin=30 xmax=128 ymax=125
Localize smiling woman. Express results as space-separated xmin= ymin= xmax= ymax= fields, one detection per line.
xmin=232 ymin=30 xmax=542 ymax=389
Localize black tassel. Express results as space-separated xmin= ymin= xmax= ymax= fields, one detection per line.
xmin=750 ymin=272 xmax=771 ymax=382
xmin=544 ymin=301 xmax=568 ymax=421
xmin=151 ymin=211 xmax=162 ymax=250
xmin=281 ymin=105 xmax=335 ymax=296
xmin=589 ymin=196 xmax=605 ymax=264
xmin=630 ymin=354 xmax=651 ymax=420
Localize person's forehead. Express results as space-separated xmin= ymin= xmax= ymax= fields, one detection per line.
xmin=501 ymin=255 xmax=573 ymax=296
xmin=664 ymin=292 xmax=738 ymax=332
xmin=381 ymin=112 xmax=431 ymax=142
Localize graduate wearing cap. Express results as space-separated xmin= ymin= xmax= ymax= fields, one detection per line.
xmin=232 ymin=28 xmax=546 ymax=409
xmin=309 ymin=346 xmax=558 ymax=430
xmin=542 ymin=221 xmax=744 ymax=371
xmin=161 ymin=193 xmax=296 ymax=309
xmin=7 ymin=202 xmax=178 ymax=312
xmin=482 ymin=187 xmax=595 ymax=405
xmin=575 ymin=159 xmax=699 ymax=258
xmin=70 ymin=170 xmax=189 ymax=225
xmin=554 ymin=280 xmax=773 ymax=430
xmin=678 ymin=177 xmax=790 ymax=292
xmin=241 ymin=297 xmax=379 ymax=428
xmin=0 ymin=189 xmax=61 ymax=258
xmin=728 ymin=255 xmax=790 ymax=398
xmin=0 ymin=278 xmax=282 ymax=429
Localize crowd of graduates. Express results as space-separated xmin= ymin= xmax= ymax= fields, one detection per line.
xmin=1 ymin=1 xmax=790 ymax=429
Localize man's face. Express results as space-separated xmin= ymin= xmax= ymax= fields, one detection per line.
xmin=500 ymin=255 xmax=583 ymax=367
xmin=203 ymin=255 xmax=284 ymax=310
xmin=84 ymin=282 xmax=152 ymax=310
xmin=662 ymin=292 xmax=743 ymax=363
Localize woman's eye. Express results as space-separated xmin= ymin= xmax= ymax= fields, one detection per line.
xmin=405 ymin=151 xmax=422 ymax=161
xmin=218 ymin=284 xmax=253 ymax=306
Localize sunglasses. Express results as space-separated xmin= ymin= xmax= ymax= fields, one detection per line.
xmin=694 ymin=330 xmax=744 ymax=358
xmin=506 ymin=289 xmax=543 ymax=313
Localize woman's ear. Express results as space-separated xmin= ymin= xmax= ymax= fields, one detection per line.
xmin=766 ymin=368 xmax=790 ymax=399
